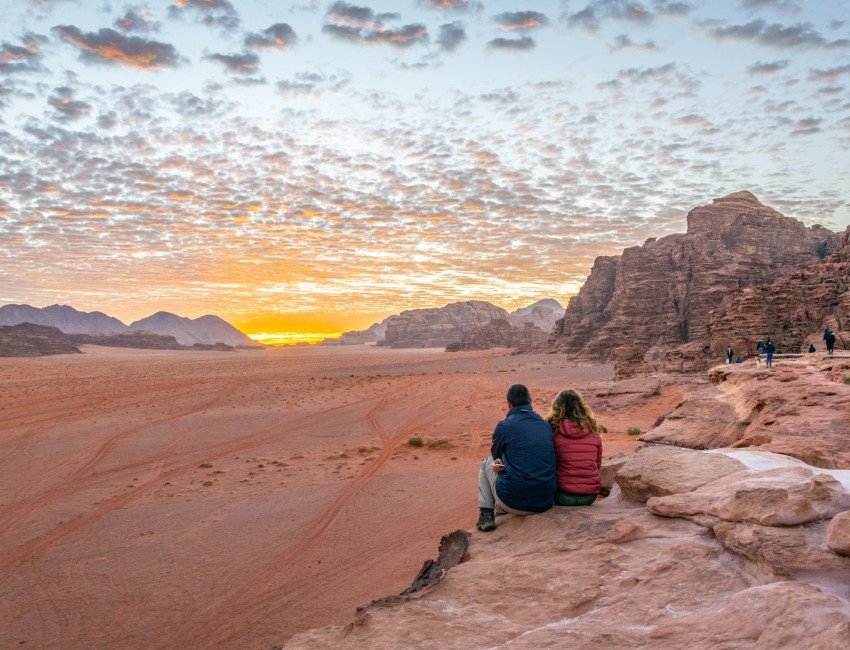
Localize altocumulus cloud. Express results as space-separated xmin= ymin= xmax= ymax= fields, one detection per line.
xmin=437 ymin=21 xmax=466 ymax=51
xmin=487 ymin=35 xmax=535 ymax=51
xmin=52 ymin=26 xmax=180 ymax=69
xmin=707 ymin=19 xmax=850 ymax=49
xmin=323 ymin=2 xmax=428 ymax=48
xmin=244 ymin=23 xmax=297 ymax=51
xmin=494 ymin=11 xmax=549 ymax=30
xmin=204 ymin=51 xmax=261 ymax=76
xmin=170 ymin=0 xmax=240 ymax=31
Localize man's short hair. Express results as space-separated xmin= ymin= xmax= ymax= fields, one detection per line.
xmin=506 ymin=384 xmax=531 ymax=407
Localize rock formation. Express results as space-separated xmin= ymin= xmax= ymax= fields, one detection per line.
xmin=0 ymin=323 xmax=81 ymax=356
xmin=641 ymin=357 xmax=850 ymax=469
xmin=547 ymin=192 xmax=839 ymax=365
xmin=380 ymin=301 xmax=508 ymax=349
xmin=707 ymin=224 xmax=850 ymax=358
xmin=445 ymin=320 xmax=547 ymax=352
xmin=285 ymin=445 xmax=850 ymax=648
xmin=283 ymin=356 xmax=850 ymax=648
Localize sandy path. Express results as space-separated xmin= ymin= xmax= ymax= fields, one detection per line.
xmin=0 ymin=346 xmax=678 ymax=648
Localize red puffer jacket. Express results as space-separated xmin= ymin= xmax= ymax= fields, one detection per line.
xmin=553 ymin=420 xmax=602 ymax=495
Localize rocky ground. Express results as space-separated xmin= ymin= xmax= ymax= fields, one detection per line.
xmin=286 ymin=356 xmax=850 ymax=648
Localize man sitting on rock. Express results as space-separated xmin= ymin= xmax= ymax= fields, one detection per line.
xmin=476 ymin=384 xmax=556 ymax=531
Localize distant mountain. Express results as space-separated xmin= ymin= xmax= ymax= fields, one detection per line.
xmin=128 ymin=312 xmax=259 ymax=347
xmin=507 ymin=299 xmax=565 ymax=332
xmin=0 ymin=304 xmax=126 ymax=334
xmin=317 ymin=315 xmax=395 ymax=346
xmin=0 ymin=304 xmax=260 ymax=348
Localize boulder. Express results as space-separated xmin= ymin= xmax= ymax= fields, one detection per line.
xmin=611 ymin=345 xmax=651 ymax=379
xmin=828 ymin=511 xmax=850 ymax=557
xmin=614 ymin=445 xmax=746 ymax=503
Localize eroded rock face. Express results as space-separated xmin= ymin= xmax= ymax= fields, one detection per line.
xmin=614 ymin=445 xmax=746 ymax=503
xmin=445 ymin=320 xmax=547 ymax=352
xmin=0 ymin=323 xmax=81 ymax=357
xmin=381 ymin=301 xmax=509 ymax=349
xmin=641 ymin=358 xmax=850 ymax=469
xmin=707 ymin=225 xmax=850 ymax=357
xmin=547 ymin=192 xmax=839 ymax=364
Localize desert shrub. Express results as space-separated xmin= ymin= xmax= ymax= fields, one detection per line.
xmin=598 ymin=424 xmax=608 ymax=433
xmin=626 ymin=427 xmax=641 ymax=435
xmin=408 ymin=436 xmax=424 ymax=447
xmin=843 ymin=373 xmax=850 ymax=384
xmin=427 ymin=437 xmax=449 ymax=447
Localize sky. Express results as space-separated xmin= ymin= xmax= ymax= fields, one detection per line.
xmin=1 ymin=0 xmax=849 ymax=344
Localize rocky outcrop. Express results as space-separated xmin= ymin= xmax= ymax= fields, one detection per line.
xmin=380 ymin=301 xmax=508 ymax=349
xmin=445 ymin=320 xmax=547 ymax=351
xmin=0 ymin=323 xmax=81 ymax=356
xmin=70 ymin=331 xmax=185 ymax=349
xmin=547 ymin=192 xmax=839 ymax=365
xmin=286 ymin=444 xmax=850 ymax=649
xmin=641 ymin=357 xmax=850 ymax=469
xmin=707 ymin=225 xmax=850 ymax=357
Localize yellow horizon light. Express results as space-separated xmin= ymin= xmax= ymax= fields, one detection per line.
xmin=247 ymin=331 xmax=344 ymax=346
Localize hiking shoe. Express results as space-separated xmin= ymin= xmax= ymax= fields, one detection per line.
xmin=476 ymin=510 xmax=496 ymax=532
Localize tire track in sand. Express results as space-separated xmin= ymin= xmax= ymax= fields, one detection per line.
xmin=167 ymin=372 xmax=484 ymax=648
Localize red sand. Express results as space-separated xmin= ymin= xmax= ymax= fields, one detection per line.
xmin=0 ymin=345 xmax=676 ymax=648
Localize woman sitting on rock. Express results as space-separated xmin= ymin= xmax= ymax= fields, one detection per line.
xmin=546 ymin=389 xmax=602 ymax=506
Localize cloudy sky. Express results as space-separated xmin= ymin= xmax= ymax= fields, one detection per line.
xmin=2 ymin=0 xmax=849 ymax=343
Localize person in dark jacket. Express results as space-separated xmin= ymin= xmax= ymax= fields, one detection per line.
xmin=765 ymin=338 xmax=775 ymax=367
xmin=827 ymin=331 xmax=836 ymax=354
xmin=476 ymin=384 xmax=556 ymax=531
xmin=546 ymin=389 xmax=602 ymax=506
xmin=726 ymin=346 xmax=734 ymax=364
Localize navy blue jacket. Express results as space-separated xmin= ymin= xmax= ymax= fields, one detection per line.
xmin=491 ymin=404 xmax=556 ymax=513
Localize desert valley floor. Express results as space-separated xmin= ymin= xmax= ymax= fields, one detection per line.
xmin=0 ymin=345 xmax=687 ymax=648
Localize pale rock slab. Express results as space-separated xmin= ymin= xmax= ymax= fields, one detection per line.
xmin=614 ymin=445 xmax=746 ymax=503
xmin=647 ymin=466 xmax=850 ymax=526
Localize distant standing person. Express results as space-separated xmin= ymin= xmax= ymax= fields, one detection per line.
xmin=824 ymin=328 xmax=831 ymax=349
xmin=827 ymin=330 xmax=836 ymax=354
xmin=756 ymin=339 xmax=764 ymax=361
xmin=546 ymin=390 xmax=602 ymax=506
xmin=765 ymin=338 xmax=775 ymax=367
xmin=476 ymin=384 xmax=556 ymax=532
xmin=726 ymin=346 xmax=734 ymax=364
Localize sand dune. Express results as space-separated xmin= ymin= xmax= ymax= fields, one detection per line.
xmin=0 ymin=345 xmax=681 ymax=648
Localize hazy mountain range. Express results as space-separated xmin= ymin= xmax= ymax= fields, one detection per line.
xmin=0 ymin=304 xmax=260 ymax=348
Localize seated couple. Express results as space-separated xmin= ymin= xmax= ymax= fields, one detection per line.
xmin=476 ymin=384 xmax=602 ymax=532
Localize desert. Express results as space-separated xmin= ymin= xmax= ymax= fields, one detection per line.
xmin=0 ymin=344 xmax=675 ymax=648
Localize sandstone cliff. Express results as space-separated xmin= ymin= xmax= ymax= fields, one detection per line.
xmin=0 ymin=323 xmax=81 ymax=356
xmin=706 ymin=225 xmax=850 ymax=358
xmin=380 ymin=301 xmax=508 ymax=349
xmin=547 ymin=192 xmax=839 ymax=364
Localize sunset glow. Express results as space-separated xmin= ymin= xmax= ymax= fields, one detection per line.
xmin=1 ymin=1 xmax=848 ymax=334
xmin=247 ymin=331 xmax=344 ymax=346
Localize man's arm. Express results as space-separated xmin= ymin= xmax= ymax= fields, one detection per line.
xmin=491 ymin=420 xmax=506 ymax=461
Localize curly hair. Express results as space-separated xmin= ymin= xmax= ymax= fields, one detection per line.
xmin=546 ymin=389 xmax=599 ymax=437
